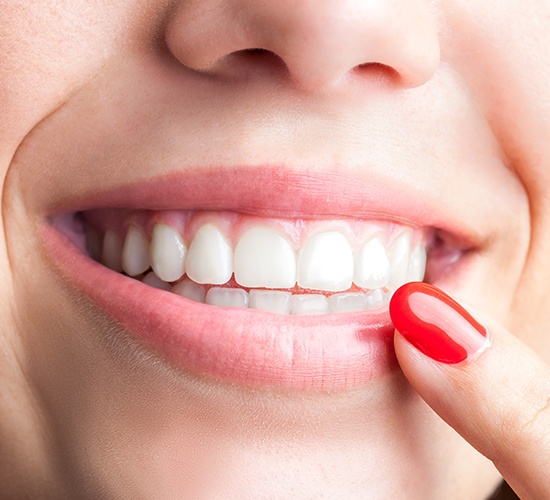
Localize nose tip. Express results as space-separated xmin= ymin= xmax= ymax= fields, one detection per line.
xmin=166 ymin=0 xmax=441 ymax=91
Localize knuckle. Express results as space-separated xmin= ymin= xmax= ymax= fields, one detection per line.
xmin=521 ymin=396 xmax=550 ymax=434
xmin=498 ymin=392 xmax=550 ymax=455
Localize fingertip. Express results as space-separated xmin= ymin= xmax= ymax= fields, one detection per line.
xmin=389 ymin=282 xmax=490 ymax=365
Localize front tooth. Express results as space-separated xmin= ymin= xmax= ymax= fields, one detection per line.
xmin=387 ymin=230 xmax=412 ymax=290
xmin=142 ymin=271 xmax=171 ymax=291
xmin=290 ymin=294 xmax=329 ymax=315
xmin=150 ymin=224 xmax=187 ymax=282
xmin=234 ymin=226 xmax=296 ymax=288
xmin=365 ymin=288 xmax=387 ymax=310
xmin=122 ymin=226 xmax=150 ymax=276
xmin=171 ymin=278 xmax=206 ymax=303
xmin=354 ymin=235 xmax=391 ymax=289
xmin=407 ymin=245 xmax=427 ymax=282
xmin=185 ymin=224 xmax=232 ymax=285
xmin=329 ymin=292 xmax=368 ymax=313
xmin=249 ymin=290 xmax=291 ymax=314
xmin=102 ymin=230 xmax=123 ymax=272
xmin=297 ymin=231 xmax=354 ymax=292
xmin=206 ymin=287 xmax=249 ymax=308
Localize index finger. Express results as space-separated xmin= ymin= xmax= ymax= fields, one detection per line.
xmin=390 ymin=282 xmax=550 ymax=500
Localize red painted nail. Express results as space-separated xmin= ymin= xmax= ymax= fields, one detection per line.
xmin=389 ymin=282 xmax=490 ymax=364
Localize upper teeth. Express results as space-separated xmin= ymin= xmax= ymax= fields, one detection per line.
xmin=150 ymin=224 xmax=186 ymax=282
xmin=95 ymin=213 xmax=428 ymax=315
xmin=185 ymin=224 xmax=232 ymax=285
xmin=297 ymin=231 xmax=354 ymax=292
xmin=235 ymin=226 xmax=297 ymax=288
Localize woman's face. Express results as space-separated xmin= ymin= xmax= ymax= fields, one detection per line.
xmin=2 ymin=0 xmax=550 ymax=497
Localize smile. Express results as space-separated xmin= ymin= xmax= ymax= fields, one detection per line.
xmin=81 ymin=208 xmax=428 ymax=315
xmin=43 ymin=167 xmax=472 ymax=390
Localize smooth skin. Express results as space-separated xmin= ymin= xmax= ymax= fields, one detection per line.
xmin=1 ymin=0 xmax=550 ymax=498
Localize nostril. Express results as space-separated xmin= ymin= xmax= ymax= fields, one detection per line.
xmin=238 ymin=48 xmax=271 ymax=56
xmin=221 ymin=47 xmax=288 ymax=79
xmin=230 ymin=47 xmax=283 ymax=64
xmin=353 ymin=62 xmax=400 ymax=85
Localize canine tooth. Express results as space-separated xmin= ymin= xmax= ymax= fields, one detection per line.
xmin=234 ymin=226 xmax=296 ymax=288
xmin=150 ymin=224 xmax=187 ymax=282
xmin=122 ymin=226 xmax=150 ymax=276
xmin=290 ymin=294 xmax=329 ymax=315
xmin=142 ymin=271 xmax=171 ymax=291
xmin=329 ymin=292 xmax=368 ymax=313
xmin=249 ymin=290 xmax=291 ymax=314
xmin=186 ymin=224 xmax=232 ymax=285
xmin=407 ymin=245 xmax=427 ymax=282
xmin=297 ymin=231 xmax=354 ymax=292
xmin=365 ymin=288 xmax=386 ymax=310
xmin=387 ymin=231 xmax=412 ymax=290
xmin=171 ymin=278 xmax=206 ymax=303
xmin=206 ymin=287 xmax=249 ymax=308
xmin=102 ymin=230 xmax=123 ymax=272
xmin=354 ymin=236 xmax=390 ymax=289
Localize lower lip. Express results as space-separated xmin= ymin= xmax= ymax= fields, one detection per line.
xmin=42 ymin=225 xmax=398 ymax=391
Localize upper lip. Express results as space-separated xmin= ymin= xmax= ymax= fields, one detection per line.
xmin=49 ymin=165 xmax=479 ymax=252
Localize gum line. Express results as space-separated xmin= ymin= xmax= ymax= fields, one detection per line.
xmin=83 ymin=208 xmax=428 ymax=249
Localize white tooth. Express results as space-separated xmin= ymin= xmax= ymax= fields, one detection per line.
xmin=206 ymin=287 xmax=249 ymax=308
xmin=249 ymin=290 xmax=291 ymax=314
xmin=171 ymin=278 xmax=206 ymax=303
xmin=329 ymin=292 xmax=368 ymax=313
xmin=365 ymin=288 xmax=387 ymax=310
xmin=387 ymin=231 xmax=412 ymax=290
xmin=290 ymin=294 xmax=329 ymax=315
xmin=407 ymin=245 xmax=427 ymax=282
xmin=150 ymin=224 xmax=187 ymax=282
xmin=354 ymin=236 xmax=391 ymax=289
xmin=142 ymin=271 xmax=171 ymax=291
xmin=102 ymin=230 xmax=123 ymax=272
xmin=234 ymin=226 xmax=296 ymax=288
xmin=185 ymin=224 xmax=232 ymax=285
xmin=122 ymin=226 xmax=150 ymax=276
xmin=297 ymin=231 xmax=354 ymax=292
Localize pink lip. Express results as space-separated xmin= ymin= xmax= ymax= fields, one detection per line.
xmin=42 ymin=167 xmax=470 ymax=390
xmin=44 ymin=226 xmax=396 ymax=390
xmin=49 ymin=167 xmax=476 ymax=243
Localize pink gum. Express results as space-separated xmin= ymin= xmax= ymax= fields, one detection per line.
xmin=82 ymin=208 xmax=430 ymax=250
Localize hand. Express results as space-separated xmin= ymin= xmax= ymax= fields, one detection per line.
xmin=390 ymin=282 xmax=550 ymax=500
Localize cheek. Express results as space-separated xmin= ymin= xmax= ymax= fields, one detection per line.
xmin=441 ymin=0 xmax=550 ymax=346
xmin=0 ymin=0 xmax=146 ymax=180
xmin=0 ymin=0 xmax=159 ymax=325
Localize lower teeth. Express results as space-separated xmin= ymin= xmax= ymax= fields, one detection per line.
xmin=141 ymin=273 xmax=391 ymax=315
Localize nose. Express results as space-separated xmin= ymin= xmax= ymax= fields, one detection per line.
xmin=165 ymin=0 xmax=440 ymax=92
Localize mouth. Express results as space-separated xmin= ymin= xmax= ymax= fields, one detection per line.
xmin=82 ymin=207 xmax=430 ymax=313
xmin=42 ymin=167 xmax=472 ymax=391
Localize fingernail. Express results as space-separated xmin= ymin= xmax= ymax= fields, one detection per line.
xmin=389 ymin=282 xmax=490 ymax=364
